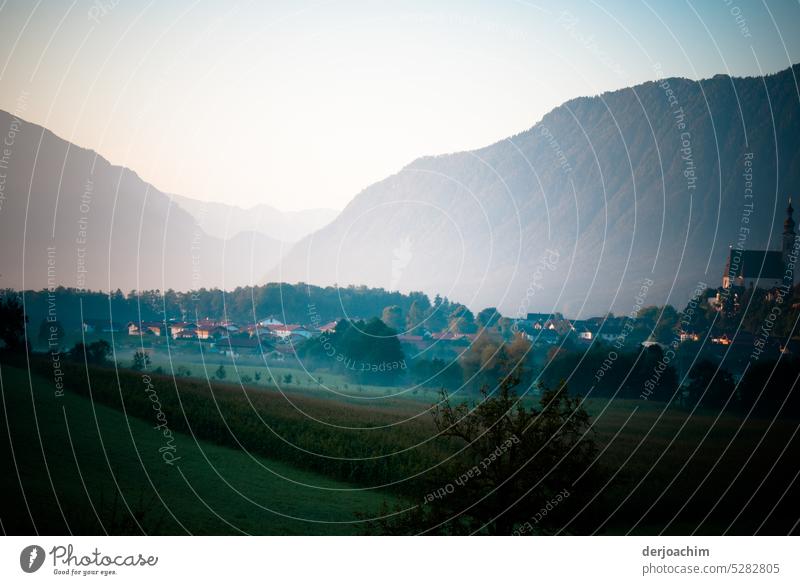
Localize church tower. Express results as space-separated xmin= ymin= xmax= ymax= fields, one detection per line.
xmin=784 ymin=197 xmax=797 ymax=285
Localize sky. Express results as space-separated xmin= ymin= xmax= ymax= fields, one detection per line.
xmin=1 ymin=0 xmax=799 ymax=211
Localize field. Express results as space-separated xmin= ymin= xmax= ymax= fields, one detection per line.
xmin=2 ymin=350 xmax=799 ymax=535
xmin=111 ymin=335 xmax=447 ymax=403
xmin=579 ymin=397 xmax=800 ymax=534
xmin=0 ymin=365 xmax=400 ymax=535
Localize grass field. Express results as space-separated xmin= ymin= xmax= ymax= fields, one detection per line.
xmin=0 ymin=365 xmax=400 ymax=535
xmin=579 ymin=396 xmax=800 ymax=534
xmin=117 ymin=341 xmax=446 ymax=403
xmin=3 ymin=353 xmax=799 ymax=535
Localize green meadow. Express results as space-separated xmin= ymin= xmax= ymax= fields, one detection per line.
xmin=0 ymin=365 xmax=400 ymax=535
xmin=2 ymin=353 xmax=799 ymax=535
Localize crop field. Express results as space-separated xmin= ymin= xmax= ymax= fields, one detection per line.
xmin=0 ymin=365 xmax=400 ymax=535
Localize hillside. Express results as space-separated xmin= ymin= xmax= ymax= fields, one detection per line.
xmin=0 ymin=365 xmax=397 ymax=534
xmin=0 ymin=112 xmax=284 ymax=292
xmin=273 ymin=65 xmax=800 ymax=316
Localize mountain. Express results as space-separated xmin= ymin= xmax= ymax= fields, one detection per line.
xmin=0 ymin=110 xmax=285 ymax=293
xmin=272 ymin=64 xmax=800 ymax=317
xmin=170 ymin=193 xmax=337 ymax=242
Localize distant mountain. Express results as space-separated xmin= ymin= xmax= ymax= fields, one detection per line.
xmin=0 ymin=110 xmax=285 ymax=293
xmin=170 ymin=193 xmax=337 ymax=242
xmin=273 ymin=64 xmax=800 ymax=317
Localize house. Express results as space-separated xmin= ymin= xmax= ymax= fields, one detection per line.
xmin=523 ymin=312 xmax=572 ymax=334
xmin=174 ymin=329 xmax=199 ymax=340
xmin=596 ymin=324 xmax=625 ymax=343
xmin=266 ymin=324 xmax=314 ymax=340
xmin=530 ymin=328 xmax=560 ymax=345
xmin=196 ymin=325 xmax=226 ymax=340
xmin=248 ymin=323 xmax=281 ymax=339
xmin=525 ymin=313 xmax=558 ymax=330
xmin=127 ymin=321 xmax=165 ymax=336
xmin=258 ymin=316 xmax=284 ymax=327
xmin=318 ymin=321 xmax=339 ymax=333
xmin=679 ymin=330 xmax=701 ymax=343
xmin=710 ymin=332 xmax=731 ymax=345
xmin=571 ymin=320 xmax=597 ymax=341
xmin=143 ymin=322 xmax=165 ymax=336
xmin=167 ymin=321 xmax=196 ymax=338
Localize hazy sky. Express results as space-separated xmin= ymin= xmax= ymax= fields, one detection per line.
xmin=1 ymin=0 xmax=799 ymax=211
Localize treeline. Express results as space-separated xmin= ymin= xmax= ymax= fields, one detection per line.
xmin=7 ymin=284 xmax=443 ymax=331
xmin=541 ymin=344 xmax=800 ymax=417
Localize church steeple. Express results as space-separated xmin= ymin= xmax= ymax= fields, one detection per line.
xmin=784 ymin=197 xmax=795 ymax=236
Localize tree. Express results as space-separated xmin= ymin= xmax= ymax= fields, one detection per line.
xmin=68 ymin=340 xmax=112 ymax=365
xmin=406 ymin=299 xmax=428 ymax=331
xmin=411 ymin=358 xmax=462 ymax=390
xmin=497 ymin=317 xmax=516 ymax=341
xmin=282 ymin=373 xmax=293 ymax=384
xmin=459 ymin=331 xmax=533 ymax=392
xmin=476 ymin=307 xmax=501 ymax=329
xmin=448 ymin=304 xmax=476 ymax=333
xmin=653 ymin=305 xmax=680 ymax=344
xmin=299 ymin=318 xmax=406 ymax=386
xmin=0 ymin=295 xmax=28 ymax=352
xmin=680 ymin=289 xmax=714 ymax=335
xmin=425 ymin=295 xmax=450 ymax=332
xmin=215 ymin=364 xmax=227 ymax=380
xmin=381 ymin=305 xmax=405 ymax=332
xmin=344 ymin=318 xmax=406 ymax=385
xmin=738 ymin=356 xmax=800 ymax=416
xmin=636 ymin=305 xmax=680 ymax=344
xmin=370 ymin=372 xmax=598 ymax=535
xmin=37 ymin=319 xmax=65 ymax=349
xmin=460 ymin=333 xmax=505 ymax=390
xmin=131 ymin=351 xmax=151 ymax=371
xmin=686 ymin=360 xmax=735 ymax=409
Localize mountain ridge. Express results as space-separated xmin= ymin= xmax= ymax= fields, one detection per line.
xmin=0 ymin=109 xmax=285 ymax=293
xmin=271 ymin=63 xmax=800 ymax=317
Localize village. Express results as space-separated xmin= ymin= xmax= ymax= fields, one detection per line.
xmin=75 ymin=298 xmax=798 ymax=377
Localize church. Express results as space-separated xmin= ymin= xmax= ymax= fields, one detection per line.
xmin=722 ymin=198 xmax=798 ymax=291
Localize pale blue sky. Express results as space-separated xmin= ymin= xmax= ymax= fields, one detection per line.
xmin=1 ymin=0 xmax=798 ymax=210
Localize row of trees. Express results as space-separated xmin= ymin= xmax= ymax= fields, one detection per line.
xmin=6 ymin=284 xmax=440 ymax=333
xmin=381 ymin=301 xmax=507 ymax=335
